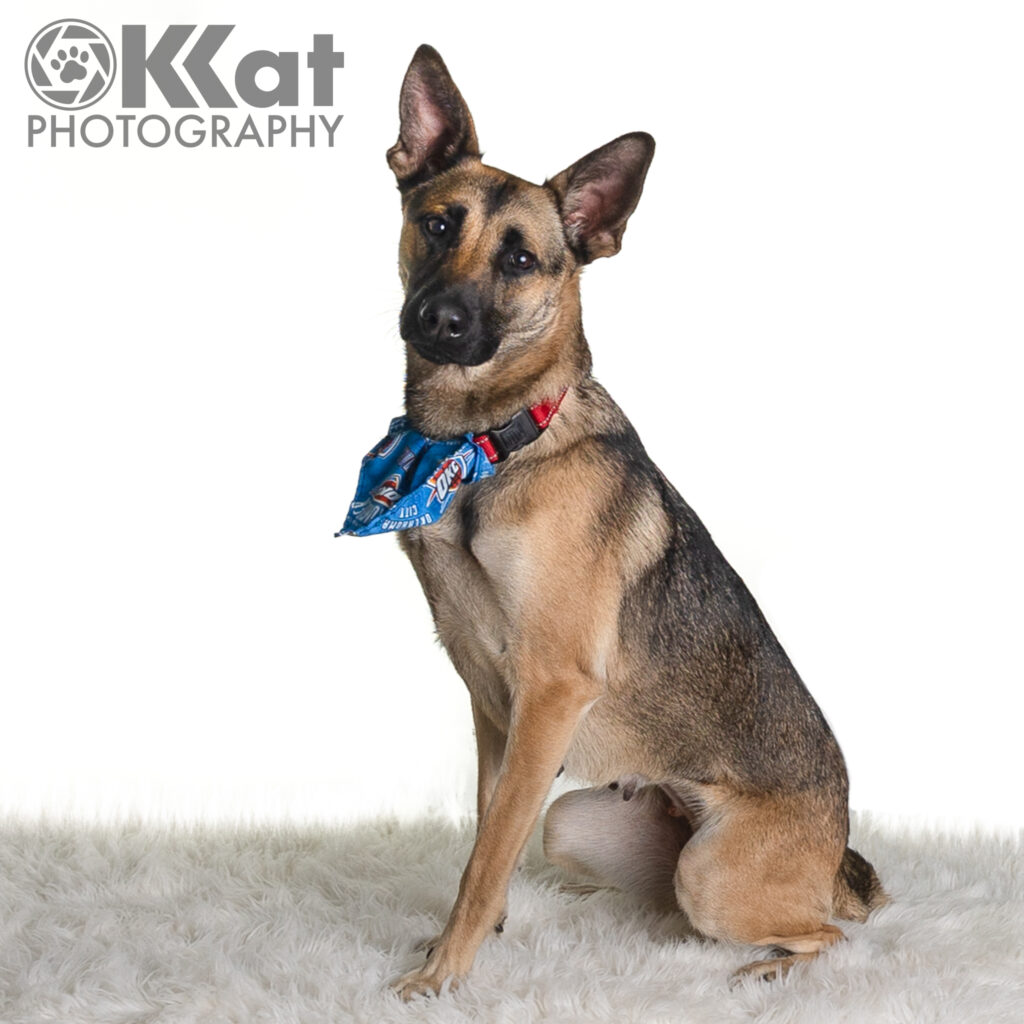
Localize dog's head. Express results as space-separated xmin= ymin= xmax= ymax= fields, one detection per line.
xmin=388 ymin=45 xmax=654 ymax=431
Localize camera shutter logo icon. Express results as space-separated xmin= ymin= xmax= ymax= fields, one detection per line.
xmin=25 ymin=19 xmax=116 ymax=110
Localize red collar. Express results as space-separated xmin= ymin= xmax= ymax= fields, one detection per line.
xmin=473 ymin=388 xmax=568 ymax=464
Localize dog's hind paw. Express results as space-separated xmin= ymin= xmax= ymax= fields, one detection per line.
xmin=729 ymin=953 xmax=804 ymax=985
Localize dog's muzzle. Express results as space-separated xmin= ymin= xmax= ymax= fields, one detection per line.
xmin=400 ymin=285 xmax=500 ymax=366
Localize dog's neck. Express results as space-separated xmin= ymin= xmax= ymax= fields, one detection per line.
xmin=403 ymin=286 xmax=591 ymax=439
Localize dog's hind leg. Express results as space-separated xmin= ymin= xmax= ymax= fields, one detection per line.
xmin=543 ymin=783 xmax=693 ymax=912
xmin=673 ymin=790 xmax=848 ymax=983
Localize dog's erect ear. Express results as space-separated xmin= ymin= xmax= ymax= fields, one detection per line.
xmin=546 ymin=132 xmax=655 ymax=262
xmin=387 ymin=45 xmax=480 ymax=188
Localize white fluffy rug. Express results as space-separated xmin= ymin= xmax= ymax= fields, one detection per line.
xmin=0 ymin=813 xmax=1021 ymax=1023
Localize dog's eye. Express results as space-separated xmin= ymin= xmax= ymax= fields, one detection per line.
xmin=423 ymin=215 xmax=449 ymax=238
xmin=507 ymin=249 xmax=537 ymax=272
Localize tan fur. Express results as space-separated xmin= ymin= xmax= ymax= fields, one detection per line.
xmin=381 ymin=47 xmax=886 ymax=1000
xmin=394 ymin=401 xmax=638 ymax=998
xmin=673 ymin=789 xmax=845 ymax=981
xmin=398 ymin=166 xmax=587 ymax=439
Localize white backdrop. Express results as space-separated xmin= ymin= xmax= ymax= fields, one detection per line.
xmin=3 ymin=1 xmax=1022 ymax=831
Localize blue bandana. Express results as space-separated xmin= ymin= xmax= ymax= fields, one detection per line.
xmin=336 ymin=417 xmax=496 ymax=537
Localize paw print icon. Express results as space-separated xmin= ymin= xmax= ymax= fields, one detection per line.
xmin=25 ymin=20 xmax=116 ymax=110
xmin=53 ymin=46 xmax=90 ymax=84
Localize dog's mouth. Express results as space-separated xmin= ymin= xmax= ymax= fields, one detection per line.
xmin=406 ymin=335 xmax=498 ymax=366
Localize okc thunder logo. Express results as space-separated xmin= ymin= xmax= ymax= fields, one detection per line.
xmin=427 ymin=457 xmax=465 ymax=505
xmin=349 ymin=473 xmax=403 ymax=524
xmin=371 ymin=474 xmax=402 ymax=508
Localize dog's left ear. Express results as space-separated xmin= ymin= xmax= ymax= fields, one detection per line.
xmin=387 ymin=45 xmax=480 ymax=188
xmin=546 ymin=132 xmax=655 ymax=262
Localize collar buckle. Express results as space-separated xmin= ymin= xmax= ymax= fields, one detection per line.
xmin=485 ymin=408 xmax=541 ymax=462
xmin=473 ymin=387 xmax=568 ymax=465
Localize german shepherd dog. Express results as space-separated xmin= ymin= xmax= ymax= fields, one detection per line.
xmin=383 ymin=45 xmax=887 ymax=1000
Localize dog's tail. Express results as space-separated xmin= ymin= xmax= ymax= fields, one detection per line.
xmin=832 ymin=846 xmax=889 ymax=921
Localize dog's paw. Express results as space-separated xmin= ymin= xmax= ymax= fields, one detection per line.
xmin=391 ymin=962 xmax=462 ymax=1001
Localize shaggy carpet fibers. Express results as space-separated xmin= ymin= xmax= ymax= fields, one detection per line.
xmin=0 ymin=813 xmax=1020 ymax=1023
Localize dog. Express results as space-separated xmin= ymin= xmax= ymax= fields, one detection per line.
xmin=377 ymin=44 xmax=887 ymax=999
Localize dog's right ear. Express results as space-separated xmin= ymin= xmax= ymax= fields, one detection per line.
xmin=387 ymin=45 xmax=480 ymax=189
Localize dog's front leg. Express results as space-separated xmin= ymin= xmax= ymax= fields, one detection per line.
xmin=472 ymin=697 xmax=511 ymax=937
xmin=393 ymin=673 xmax=598 ymax=1000
xmin=470 ymin=697 xmax=506 ymax=830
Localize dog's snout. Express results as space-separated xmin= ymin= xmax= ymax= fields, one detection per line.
xmin=402 ymin=285 xmax=496 ymax=366
xmin=418 ymin=296 xmax=469 ymax=342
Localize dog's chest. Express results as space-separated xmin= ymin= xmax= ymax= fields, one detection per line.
xmin=399 ymin=487 xmax=529 ymax=725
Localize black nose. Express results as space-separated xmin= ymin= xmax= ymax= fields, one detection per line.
xmin=418 ymin=296 xmax=468 ymax=342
